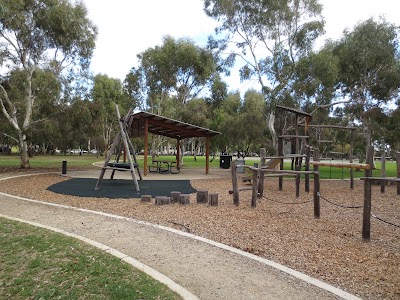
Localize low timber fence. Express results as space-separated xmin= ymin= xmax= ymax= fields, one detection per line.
xmin=230 ymin=146 xmax=400 ymax=241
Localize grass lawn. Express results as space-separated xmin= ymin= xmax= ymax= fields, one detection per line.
xmin=0 ymin=154 xmax=398 ymax=179
xmin=0 ymin=217 xmax=181 ymax=300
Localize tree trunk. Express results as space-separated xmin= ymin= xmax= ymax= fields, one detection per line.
xmin=268 ymin=111 xmax=277 ymax=149
xmin=18 ymin=131 xmax=30 ymax=169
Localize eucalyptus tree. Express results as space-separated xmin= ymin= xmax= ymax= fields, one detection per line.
xmin=92 ymin=74 xmax=130 ymax=151
xmin=333 ymin=18 xmax=400 ymax=145
xmin=0 ymin=0 xmax=97 ymax=168
xmin=125 ymin=36 xmax=217 ymax=114
xmin=204 ymin=0 xmax=325 ymax=144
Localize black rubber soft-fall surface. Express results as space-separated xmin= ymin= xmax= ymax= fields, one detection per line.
xmin=47 ymin=178 xmax=197 ymax=199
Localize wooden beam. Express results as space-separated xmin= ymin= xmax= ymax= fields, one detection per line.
xmin=309 ymin=124 xmax=357 ymax=130
xmin=310 ymin=161 xmax=371 ymax=170
xmin=279 ymin=135 xmax=309 ymax=139
xmin=360 ymin=177 xmax=400 ymax=182
xmin=140 ymin=116 xmax=213 ymax=138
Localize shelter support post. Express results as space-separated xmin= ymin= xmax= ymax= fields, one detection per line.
xmin=205 ymin=137 xmax=210 ymax=175
xmin=144 ymin=117 xmax=149 ymax=176
xmin=176 ymin=139 xmax=181 ymax=170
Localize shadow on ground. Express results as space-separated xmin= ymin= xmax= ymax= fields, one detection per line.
xmin=47 ymin=178 xmax=197 ymax=199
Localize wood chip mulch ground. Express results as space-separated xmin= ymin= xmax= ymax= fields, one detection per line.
xmin=0 ymin=172 xmax=399 ymax=300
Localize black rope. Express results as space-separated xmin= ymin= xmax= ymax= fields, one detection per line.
xmin=371 ymin=214 xmax=400 ymax=228
xmin=262 ymin=196 xmax=312 ymax=205
xmin=319 ymin=193 xmax=363 ymax=209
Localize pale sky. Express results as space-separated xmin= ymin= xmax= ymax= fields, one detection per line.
xmin=83 ymin=0 xmax=400 ymax=92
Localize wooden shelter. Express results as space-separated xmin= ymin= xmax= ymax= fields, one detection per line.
xmin=128 ymin=111 xmax=220 ymax=176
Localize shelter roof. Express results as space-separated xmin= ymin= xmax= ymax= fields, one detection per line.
xmin=128 ymin=111 xmax=221 ymax=140
xmin=276 ymin=105 xmax=312 ymax=118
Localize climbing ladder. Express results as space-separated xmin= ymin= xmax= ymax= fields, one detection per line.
xmin=95 ymin=105 xmax=141 ymax=191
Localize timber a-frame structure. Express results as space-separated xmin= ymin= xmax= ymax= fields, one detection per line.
xmin=95 ymin=105 xmax=142 ymax=191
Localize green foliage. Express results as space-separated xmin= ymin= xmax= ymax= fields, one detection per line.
xmin=126 ymin=36 xmax=217 ymax=114
xmin=0 ymin=0 xmax=97 ymax=168
xmin=92 ymin=74 xmax=131 ymax=150
xmin=334 ymin=18 xmax=400 ymax=110
xmin=204 ymin=0 xmax=325 ymax=104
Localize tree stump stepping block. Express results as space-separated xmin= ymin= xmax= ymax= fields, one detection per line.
xmin=170 ymin=191 xmax=181 ymax=204
xmin=180 ymin=194 xmax=190 ymax=205
xmin=155 ymin=196 xmax=170 ymax=205
xmin=197 ymin=190 xmax=208 ymax=204
xmin=209 ymin=193 xmax=218 ymax=206
xmin=141 ymin=195 xmax=152 ymax=202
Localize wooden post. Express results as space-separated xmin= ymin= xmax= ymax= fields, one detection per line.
xmin=362 ymin=145 xmax=374 ymax=241
xmin=251 ymin=169 xmax=258 ymax=208
xmin=116 ymin=105 xmax=139 ymax=191
xmin=305 ymin=146 xmax=310 ymax=192
xmin=197 ymin=190 xmax=208 ymax=204
xmin=170 ymin=191 xmax=181 ymax=204
xmin=313 ymin=148 xmax=320 ymax=218
xmin=397 ymin=152 xmax=400 ymax=195
xmin=144 ymin=117 xmax=149 ymax=176
xmin=381 ymin=138 xmax=386 ymax=193
xmin=205 ymin=137 xmax=210 ymax=175
xmin=350 ymin=130 xmax=354 ymax=189
xmin=258 ymin=148 xmax=266 ymax=198
xmin=209 ymin=193 xmax=218 ymax=206
xmin=231 ymin=161 xmax=239 ymax=206
xmin=278 ymin=137 xmax=283 ymax=191
xmin=176 ymin=139 xmax=181 ymax=170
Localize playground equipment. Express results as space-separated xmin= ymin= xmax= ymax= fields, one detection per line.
xmin=95 ymin=105 xmax=142 ymax=191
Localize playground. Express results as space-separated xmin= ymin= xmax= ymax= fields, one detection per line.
xmin=0 ymin=169 xmax=398 ymax=300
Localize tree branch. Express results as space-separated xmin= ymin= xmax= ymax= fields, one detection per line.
xmin=0 ymin=84 xmax=20 ymax=131
xmin=1 ymin=132 xmax=19 ymax=143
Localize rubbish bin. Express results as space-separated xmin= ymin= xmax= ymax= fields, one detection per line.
xmin=236 ymin=158 xmax=245 ymax=173
xmin=219 ymin=155 xmax=232 ymax=169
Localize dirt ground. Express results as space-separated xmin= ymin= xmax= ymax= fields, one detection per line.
xmin=0 ymin=172 xmax=399 ymax=300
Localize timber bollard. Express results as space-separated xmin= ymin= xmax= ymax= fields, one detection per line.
xmin=62 ymin=160 xmax=67 ymax=175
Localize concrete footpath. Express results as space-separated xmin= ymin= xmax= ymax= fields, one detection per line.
xmin=0 ymin=176 xmax=361 ymax=300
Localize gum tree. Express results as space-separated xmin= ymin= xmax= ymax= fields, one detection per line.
xmin=0 ymin=0 xmax=97 ymax=168
xmin=204 ymin=0 xmax=325 ymax=145
xmin=333 ymin=18 xmax=400 ymax=145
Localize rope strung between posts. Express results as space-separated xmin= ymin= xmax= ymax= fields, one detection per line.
xmin=262 ymin=196 xmax=312 ymax=205
xmin=318 ymin=193 xmax=363 ymax=209
xmin=371 ymin=214 xmax=400 ymax=229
